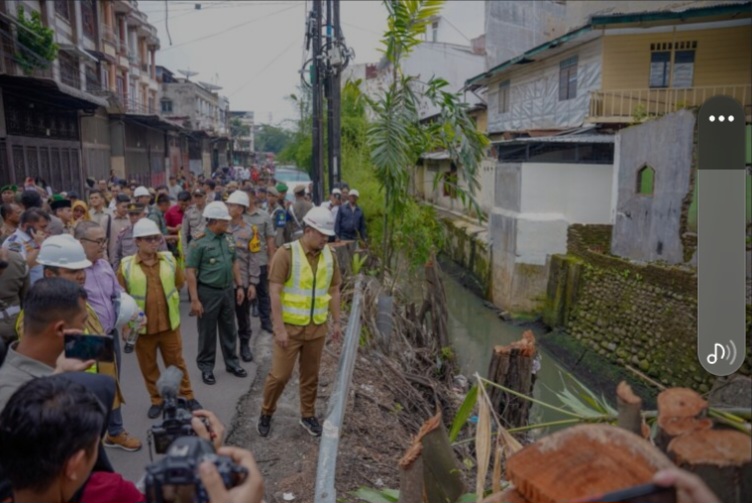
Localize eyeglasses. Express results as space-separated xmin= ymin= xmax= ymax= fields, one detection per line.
xmin=81 ymin=238 xmax=108 ymax=246
xmin=139 ymin=235 xmax=162 ymax=243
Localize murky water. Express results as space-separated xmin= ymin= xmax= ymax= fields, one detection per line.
xmin=442 ymin=271 xmax=573 ymax=430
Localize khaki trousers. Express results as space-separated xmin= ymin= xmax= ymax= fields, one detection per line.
xmin=261 ymin=326 xmax=326 ymax=417
xmin=135 ymin=327 xmax=194 ymax=405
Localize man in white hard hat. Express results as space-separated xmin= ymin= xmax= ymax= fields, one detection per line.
xmin=133 ymin=186 xmax=152 ymax=207
xmin=334 ymin=188 xmax=367 ymax=244
xmin=20 ymin=234 xmax=142 ymax=451
xmin=185 ymin=201 xmax=247 ymax=385
xmin=226 ymin=191 xmax=261 ymax=362
xmin=117 ymin=218 xmax=201 ymax=417
xmin=112 ymin=203 xmax=167 ymax=271
xmin=258 ymin=206 xmax=342 ymax=438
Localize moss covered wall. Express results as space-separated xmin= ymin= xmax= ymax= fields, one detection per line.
xmin=545 ymin=225 xmax=751 ymax=390
xmin=441 ymin=217 xmax=492 ymax=297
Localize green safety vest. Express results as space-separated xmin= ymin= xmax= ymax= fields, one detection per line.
xmin=281 ymin=240 xmax=333 ymax=326
xmin=120 ymin=251 xmax=180 ymax=333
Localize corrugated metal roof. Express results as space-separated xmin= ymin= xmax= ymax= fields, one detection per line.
xmin=420 ymin=151 xmax=451 ymax=160
xmin=496 ymin=135 xmax=615 ymax=144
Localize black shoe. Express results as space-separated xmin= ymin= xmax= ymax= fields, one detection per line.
xmin=201 ymin=371 xmax=216 ymax=385
xmin=257 ymin=414 xmax=271 ymax=437
xmin=186 ymin=399 xmax=203 ymax=412
xmin=251 ymin=302 xmax=259 ymax=318
xmin=261 ymin=323 xmax=274 ymax=333
xmin=300 ymin=416 xmax=322 ymax=437
xmin=147 ymin=403 xmax=163 ymax=419
xmin=240 ymin=344 xmax=254 ymax=362
xmin=226 ymin=367 xmax=247 ymax=378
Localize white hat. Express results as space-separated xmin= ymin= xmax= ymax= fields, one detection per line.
xmin=332 ymin=188 xmax=342 ymax=195
xmin=349 ymin=189 xmax=360 ymax=198
xmin=132 ymin=218 xmax=162 ymax=238
xmin=226 ymin=190 xmax=249 ymax=207
xmin=202 ymin=201 xmax=231 ymax=221
xmin=134 ymin=186 xmax=150 ymax=198
xmin=37 ymin=235 xmax=92 ymax=269
xmin=303 ymin=206 xmax=336 ymax=236
xmin=115 ymin=292 xmax=140 ymax=331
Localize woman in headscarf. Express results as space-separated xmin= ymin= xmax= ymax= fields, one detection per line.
xmin=72 ymin=200 xmax=91 ymax=230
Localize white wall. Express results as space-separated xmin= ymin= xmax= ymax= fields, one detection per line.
xmin=520 ymin=162 xmax=613 ymax=223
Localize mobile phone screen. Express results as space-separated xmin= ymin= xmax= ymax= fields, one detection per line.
xmin=64 ymin=334 xmax=115 ymax=362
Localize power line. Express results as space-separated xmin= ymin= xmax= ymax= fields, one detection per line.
xmin=148 ymin=1 xmax=298 ymax=24
xmin=227 ymin=36 xmax=302 ymax=97
xmin=160 ymin=3 xmax=299 ymax=50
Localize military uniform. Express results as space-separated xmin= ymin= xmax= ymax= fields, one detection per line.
xmin=230 ymin=219 xmax=261 ymax=349
xmin=0 ymin=250 xmax=29 ymax=343
xmin=243 ymin=208 xmax=276 ymax=332
xmin=186 ymin=228 xmax=243 ymax=374
xmin=181 ymin=205 xmax=207 ymax=255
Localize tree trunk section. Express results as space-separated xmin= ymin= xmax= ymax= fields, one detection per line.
xmin=616 ymin=381 xmax=643 ymax=436
xmin=486 ymin=330 xmax=537 ymax=429
xmin=668 ymin=429 xmax=752 ymax=503
xmin=655 ymin=387 xmax=711 ymax=451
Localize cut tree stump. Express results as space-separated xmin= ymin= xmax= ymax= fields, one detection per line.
xmin=668 ymin=429 xmax=752 ymax=503
xmin=656 ymin=387 xmax=712 ymax=451
xmin=616 ymin=381 xmax=643 ymax=436
xmin=397 ymin=412 xmax=465 ymax=503
xmin=505 ymin=424 xmax=674 ymax=503
xmin=486 ymin=330 xmax=537 ymax=429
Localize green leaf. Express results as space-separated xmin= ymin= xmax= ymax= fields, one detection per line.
xmin=449 ymin=383 xmax=478 ymax=442
xmin=353 ymin=487 xmax=399 ymax=503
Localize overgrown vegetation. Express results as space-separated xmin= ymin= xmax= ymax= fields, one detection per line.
xmin=15 ymin=6 xmax=58 ymax=74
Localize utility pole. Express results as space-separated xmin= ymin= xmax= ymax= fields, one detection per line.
xmin=331 ymin=0 xmax=342 ymax=186
xmin=325 ymin=0 xmax=334 ymax=193
xmin=311 ymin=0 xmax=324 ymax=205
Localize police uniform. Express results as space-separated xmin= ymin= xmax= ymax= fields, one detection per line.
xmin=260 ymin=239 xmax=341 ymax=420
xmin=1 ymin=229 xmax=42 ymax=285
xmin=0 ymin=250 xmax=28 ymax=343
xmin=186 ymin=228 xmax=244 ymax=376
xmin=230 ymin=219 xmax=261 ymax=352
xmin=243 ymin=207 xmax=276 ymax=332
xmin=181 ymin=205 xmax=207 ymax=255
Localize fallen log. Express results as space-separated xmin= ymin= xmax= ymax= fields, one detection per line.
xmin=656 ymin=387 xmax=712 ymax=451
xmin=668 ymin=429 xmax=752 ymax=503
xmin=397 ymin=412 xmax=465 ymax=503
xmin=505 ymin=424 xmax=674 ymax=503
xmin=616 ymin=381 xmax=643 ymax=436
xmin=486 ymin=330 xmax=537 ymax=430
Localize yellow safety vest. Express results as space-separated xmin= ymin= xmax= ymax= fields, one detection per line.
xmin=120 ymin=251 xmax=181 ymax=333
xmin=281 ymin=240 xmax=333 ymax=326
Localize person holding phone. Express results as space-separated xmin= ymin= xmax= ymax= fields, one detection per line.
xmin=1 ymin=208 xmax=49 ymax=285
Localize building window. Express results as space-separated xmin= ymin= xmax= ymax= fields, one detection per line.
xmin=81 ymin=0 xmax=97 ymax=39
xmin=161 ymin=100 xmax=173 ymax=113
xmin=559 ymin=56 xmax=577 ymax=101
xmin=55 ymin=0 xmax=70 ymax=21
xmin=498 ymin=80 xmax=510 ymax=114
xmin=637 ymin=165 xmax=655 ymax=195
xmin=650 ymin=41 xmax=697 ymax=88
xmin=431 ymin=21 xmax=438 ymax=42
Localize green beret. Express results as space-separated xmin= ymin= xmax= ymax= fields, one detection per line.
xmin=276 ymin=182 xmax=288 ymax=193
xmin=50 ymin=194 xmax=72 ymax=210
xmin=1 ymin=184 xmax=17 ymax=193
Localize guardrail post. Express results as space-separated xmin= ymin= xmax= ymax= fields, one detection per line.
xmin=314 ymin=276 xmax=364 ymax=503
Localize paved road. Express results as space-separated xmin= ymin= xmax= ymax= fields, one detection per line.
xmin=107 ymin=293 xmax=262 ymax=484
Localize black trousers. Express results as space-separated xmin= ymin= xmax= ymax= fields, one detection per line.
xmin=196 ymin=284 xmax=241 ymax=372
xmin=257 ymin=265 xmax=272 ymax=328
xmin=236 ymin=293 xmax=251 ymax=343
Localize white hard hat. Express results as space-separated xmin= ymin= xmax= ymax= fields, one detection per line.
xmin=134 ymin=186 xmax=150 ymax=198
xmin=349 ymin=189 xmax=360 ymax=198
xmin=226 ymin=190 xmax=249 ymax=207
xmin=202 ymin=201 xmax=231 ymax=221
xmin=303 ymin=206 xmax=335 ymax=236
xmin=37 ymin=235 xmax=92 ymax=269
xmin=331 ymin=188 xmax=342 ymax=195
xmin=132 ymin=218 xmax=161 ymax=238
xmin=115 ymin=292 xmax=140 ymax=331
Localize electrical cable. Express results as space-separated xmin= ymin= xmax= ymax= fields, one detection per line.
xmin=160 ymin=3 xmax=299 ymax=51
xmin=227 ymin=36 xmax=302 ymax=97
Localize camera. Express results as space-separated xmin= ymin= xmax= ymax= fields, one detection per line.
xmin=149 ymin=366 xmax=200 ymax=454
xmin=144 ymin=436 xmax=247 ymax=503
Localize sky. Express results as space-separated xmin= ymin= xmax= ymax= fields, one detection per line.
xmin=138 ymin=0 xmax=485 ymax=128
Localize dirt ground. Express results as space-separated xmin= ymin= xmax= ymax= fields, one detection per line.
xmin=227 ymin=329 xmax=416 ymax=503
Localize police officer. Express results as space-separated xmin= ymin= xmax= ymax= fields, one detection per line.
xmin=243 ymin=188 xmax=276 ymax=334
xmin=257 ymin=207 xmax=342 ymax=438
xmin=181 ymin=188 xmax=208 ymax=255
xmin=185 ymin=201 xmax=247 ymax=385
xmin=226 ymin=191 xmax=259 ymax=362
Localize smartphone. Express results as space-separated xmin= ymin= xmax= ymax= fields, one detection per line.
xmin=64 ymin=334 xmax=115 ymax=362
xmin=575 ymin=483 xmax=676 ymax=503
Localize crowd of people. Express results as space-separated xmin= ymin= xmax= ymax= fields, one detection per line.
xmin=0 ymin=169 xmax=722 ymax=503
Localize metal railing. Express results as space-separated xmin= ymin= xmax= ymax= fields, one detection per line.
xmin=314 ymin=277 xmax=364 ymax=503
xmin=588 ymin=84 xmax=752 ymax=122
